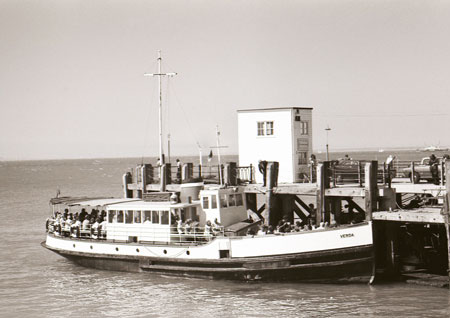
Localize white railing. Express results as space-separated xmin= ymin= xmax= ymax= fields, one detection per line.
xmin=46 ymin=220 xmax=224 ymax=245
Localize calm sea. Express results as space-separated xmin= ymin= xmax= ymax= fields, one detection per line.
xmin=0 ymin=153 xmax=449 ymax=318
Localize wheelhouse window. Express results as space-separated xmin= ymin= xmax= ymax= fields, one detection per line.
xmin=229 ymin=194 xmax=236 ymax=207
xmin=235 ymin=193 xmax=243 ymax=206
xmin=257 ymin=121 xmax=274 ymax=136
xmin=202 ymin=197 xmax=209 ymax=209
xmin=220 ymin=194 xmax=228 ymax=208
xmin=211 ymin=195 xmax=217 ymax=209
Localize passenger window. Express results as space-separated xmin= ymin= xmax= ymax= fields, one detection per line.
xmin=152 ymin=211 xmax=159 ymax=224
xmin=235 ymin=194 xmax=243 ymax=206
xmin=108 ymin=210 xmax=116 ymax=223
xmin=229 ymin=194 xmax=236 ymax=206
xmin=220 ymin=194 xmax=228 ymax=208
xmin=161 ymin=211 xmax=169 ymax=225
xmin=117 ymin=210 xmax=124 ymax=223
xmin=143 ymin=211 xmax=151 ymax=223
xmin=211 ymin=195 xmax=217 ymax=209
xmin=202 ymin=197 xmax=209 ymax=209
xmin=134 ymin=210 xmax=141 ymax=223
xmin=125 ymin=210 xmax=133 ymax=224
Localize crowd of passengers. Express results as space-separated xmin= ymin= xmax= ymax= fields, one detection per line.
xmin=247 ymin=203 xmax=366 ymax=236
xmin=46 ymin=208 xmax=107 ymax=239
xmin=173 ymin=216 xmax=223 ymax=237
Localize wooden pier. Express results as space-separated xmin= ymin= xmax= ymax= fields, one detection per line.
xmin=124 ymin=159 xmax=450 ymax=287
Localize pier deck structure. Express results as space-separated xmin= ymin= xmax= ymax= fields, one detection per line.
xmin=124 ymin=160 xmax=450 ymax=287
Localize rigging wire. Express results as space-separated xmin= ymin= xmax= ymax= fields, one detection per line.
xmin=167 ymin=79 xmax=202 ymax=159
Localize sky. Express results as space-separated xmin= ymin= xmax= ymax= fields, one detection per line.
xmin=1 ymin=0 xmax=449 ymax=160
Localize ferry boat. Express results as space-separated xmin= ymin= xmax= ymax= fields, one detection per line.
xmin=42 ymin=51 xmax=374 ymax=282
xmin=43 ymin=185 xmax=374 ymax=282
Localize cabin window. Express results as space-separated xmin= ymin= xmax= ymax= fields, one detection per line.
xmin=235 ymin=193 xmax=243 ymax=206
xmin=257 ymin=121 xmax=274 ymax=136
xmin=134 ymin=210 xmax=141 ymax=223
xmin=161 ymin=211 xmax=169 ymax=225
xmin=220 ymin=194 xmax=228 ymax=208
xmin=125 ymin=210 xmax=133 ymax=224
xmin=229 ymin=194 xmax=236 ymax=207
xmin=152 ymin=211 xmax=159 ymax=224
xmin=143 ymin=210 xmax=151 ymax=223
xmin=202 ymin=197 xmax=209 ymax=209
xmin=108 ymin=210 xmax=116 ymax=223
xmin=117 ymin=210 xmax=124 ymax=223
xmin=300 ymin=121 xmax=308 ymax=135
xmin=211 ymin=195 xmax=217 ymax=209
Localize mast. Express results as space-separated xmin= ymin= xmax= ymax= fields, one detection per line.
xmin=144 ymin=50 xmax=177 ymax=165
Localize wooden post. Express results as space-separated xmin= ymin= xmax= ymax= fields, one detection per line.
xmin=385 ymin=221 xmax=400 ymax=278
xmin=224 ymin=162 xmax=237 ymax=186
xmin=182 ymin=163 xmax=193 ymax=183
xmin=136 ymin=165 xmax=142 ymax=198
xmin=441 ymin=161 xmax=445 ymax=186
xmin=160 ymin=164 xmax=167 ymax=192
xmin=249 ymin=163 xmax=254 ymax=184
xmin=122 ymin=172 xmax=133 ymax=198
xmin=198 ymin=164 xmax=202 ymax=179
xmin=444 ymin=161 xmax=450 ymax=288
xmin=266 ymin=161 xmax=279 ymax=226
xmin=316 ymin=162 xmax=331 ymax=225
xmin=364 ymin=161 xmax=378 ymax=221
xmin=331 ymin=198 xmax=341 ymax=225
xmin=358 ymin=161 xmax=363 ymax=187
xmin=411 ymin=161 xmax=416 ymax=184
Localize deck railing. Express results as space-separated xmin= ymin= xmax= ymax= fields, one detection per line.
xmin=46 ymin=221 xmax=224 ymax=245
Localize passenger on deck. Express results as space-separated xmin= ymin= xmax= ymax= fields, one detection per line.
xmin=71 ymin=216 xmax=81 ymax=237
xmin=204 ymin=220 xmax=212 ymax=236
xmin=91 ymin=218 xmax=100 ymax=238
xmin=99 ymin=217 xmax=107 ymax=238
xmin=82 ymin=217 xmax=90 ymax=230
xmin=176 ymin=216 xmax=183 ymax=234
xmin=184 ymin=219 xmax=192 ymax=234
xmin=79 ymin=208 xmax=87 ymax=222
xmin=176 ymin=159 xmax=182 ymax=182
xmin=212 ymin=218 xmax=222 ymax=235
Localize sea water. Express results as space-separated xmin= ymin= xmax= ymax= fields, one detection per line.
xmin=0 ymin=155 xmax=449 ymax=318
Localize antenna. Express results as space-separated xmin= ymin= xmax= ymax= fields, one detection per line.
xmin=144 ymin=50 xmax=177 ymax=165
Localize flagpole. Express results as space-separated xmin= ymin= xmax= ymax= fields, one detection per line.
xmin=216 ymin=125 xmax=223 ymax=185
